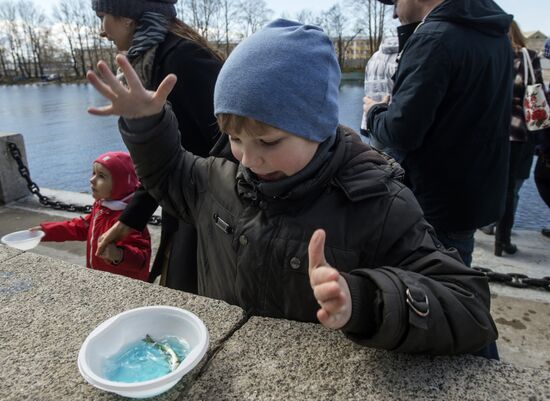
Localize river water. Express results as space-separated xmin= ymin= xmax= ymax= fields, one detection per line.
xmin=0 ymin=81 xmax=548 ymax=229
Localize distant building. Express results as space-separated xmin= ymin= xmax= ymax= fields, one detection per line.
xmin=524 ymin=31 xmax=548 ymax=53
xmin=330 ymin=35 xmax=375 ymax=69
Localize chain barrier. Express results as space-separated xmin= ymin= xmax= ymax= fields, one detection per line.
xmin=472 ymin=267 xmax=550 ymax=291
xmin=7 ymin=142 xmax=161 ymax=226
xmin=7 ymin=142 xmax=550 ymax=289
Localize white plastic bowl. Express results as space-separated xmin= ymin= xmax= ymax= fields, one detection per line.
xmin=1 ymin=229 xmax=45 ymax=250
xmin=78 ymin=306 xmax=209 ymax=399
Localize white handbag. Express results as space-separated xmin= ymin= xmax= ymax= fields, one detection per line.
xmin=521 ymin=47 xmax=550 ymax=131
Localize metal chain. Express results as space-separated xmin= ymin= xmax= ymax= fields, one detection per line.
xmin=7 ymin=142 xmax=161 ymax=225
xmin=472 ymin=267 xmax=550 ymax=291
xmin=7 ymin=143 xmax=550 ymax=289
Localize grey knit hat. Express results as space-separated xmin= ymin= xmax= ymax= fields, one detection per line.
xmin=91 ymin=0 xmax=177 ymax=20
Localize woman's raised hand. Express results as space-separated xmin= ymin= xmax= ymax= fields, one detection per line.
xmin=87 ymin=54 xmax=177 ymax=119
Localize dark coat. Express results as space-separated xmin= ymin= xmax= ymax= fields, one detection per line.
xmin=121 ymin=107 xmax=497 ymax=355
xmin=367 ymin=0 xmax=514 ymax=231
xmin=120 ymin=34 xmax=222 ymax=231
xmin=118 ymin=33 xmax=222 ymax=287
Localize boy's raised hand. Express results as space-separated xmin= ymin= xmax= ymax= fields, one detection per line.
xmin=308 ymin=229 xmax=352 ymax=330
xmin=86 ymin=54 xmax=177 ymax=119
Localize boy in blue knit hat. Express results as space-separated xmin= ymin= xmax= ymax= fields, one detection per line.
xmin=87 ymin=19 xmax=498 ymax=355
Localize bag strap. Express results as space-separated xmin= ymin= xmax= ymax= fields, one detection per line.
xmin=521 ymin=47 xmax=536 ymax=86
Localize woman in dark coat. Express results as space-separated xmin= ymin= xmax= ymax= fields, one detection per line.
xmin=494 ymin=21 xmax=547 ymax=256
xmin=91 ymin=0 xmax=222 ymax=290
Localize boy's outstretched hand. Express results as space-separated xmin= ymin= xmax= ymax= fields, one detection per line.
xmin=308 ymin=229 xmax=352 ymax=330
xmin=86 ymin=54 xmax=177 ymax=119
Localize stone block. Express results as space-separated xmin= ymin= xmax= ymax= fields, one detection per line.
xmin=186 ymin=316 xmax=550 ymax=400
xmin=0 ymin=248 xmax=246 ymax=401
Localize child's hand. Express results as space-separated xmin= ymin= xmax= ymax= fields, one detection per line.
xmin=308 ymin=229 xmax=352 ymax=330
xmin=29 ymin=226 xmax=42 ymax=231
xmin=96 ymin=221 xmax=132 ymax=257
xmin=86 ymin=54 xmax=177 ymax=119
xmin=99 ymin=243 xmax=123 ymax=265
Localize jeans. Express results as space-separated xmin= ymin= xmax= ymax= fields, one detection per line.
xmin=436 ymin=229 xmax=476 ymax=267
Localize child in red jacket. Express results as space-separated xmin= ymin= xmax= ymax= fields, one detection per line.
xmin=33 ymin=152 xmax=151 ymax=281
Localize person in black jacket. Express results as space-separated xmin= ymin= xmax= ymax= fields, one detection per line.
xmin=364 ymin=0 xmax=513 ymax=268
xmin=91 ymin=0 xmax=222 ymax=291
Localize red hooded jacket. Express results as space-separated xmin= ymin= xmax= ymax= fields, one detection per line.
xmin=40 ymin=152 xmax=151 ymax=281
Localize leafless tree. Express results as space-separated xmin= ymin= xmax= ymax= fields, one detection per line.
xmin=17 ymin=0 xmax=48 ymax=77
xmin=238 ymin=0 xmax=272 ymax=38
xmin=294 ymin=9 xmax=317 ymax=25
xmin=0 ymin=1 xmax=30 ymax=78
xmin=0 ymin=45 xmax=8 ymax=78
xmin=348 ymin=0 xmax=391 ymax=55
xmin=219 ymin=0 xmax=239 ymax=56
xmin=54 ymin=0 xmax=100 ymax=77
xmin=180 ymin=0 xmax=221 ymax=40
xmin=320 ymin=3 xmax=362 ymax=69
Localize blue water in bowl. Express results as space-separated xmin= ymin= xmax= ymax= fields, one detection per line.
xmin=103 ymin=335 xmax=189 ymax=383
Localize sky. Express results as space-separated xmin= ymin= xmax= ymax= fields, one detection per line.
xmin=14 ymin=0 xmax=550 ymax=35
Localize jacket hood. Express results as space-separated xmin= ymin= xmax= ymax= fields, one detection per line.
xmin=380 ymin=37 xmax=399 ymax=55
xmin=428 ymin=0 xmax=512 ymax=37
xmin=94 ymin=151 xmax=140 ymax=201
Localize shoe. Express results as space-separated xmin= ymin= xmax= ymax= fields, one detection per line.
xmin=479 ymin=224 xmax=495 ymax=235
xmin=494 ymin=242 xmax=518 ymax=257
xmin=542 ymin=228 xmax=550 ymax=238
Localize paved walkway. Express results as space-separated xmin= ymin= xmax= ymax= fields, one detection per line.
xmin=1 ymin=190 xmax=549 ymax=371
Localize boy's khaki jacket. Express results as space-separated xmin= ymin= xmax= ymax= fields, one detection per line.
xmin=121 ymin=107 xmax=497 ymax=355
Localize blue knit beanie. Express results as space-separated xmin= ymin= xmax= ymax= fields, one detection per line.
xmin=214 ymin=19 xmax=341 ymax=143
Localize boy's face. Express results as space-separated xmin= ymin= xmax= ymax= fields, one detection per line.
xmin=227 ymin=124 xmax=320 ymax=182
xmin=90 ymin=162 xmax=113 ymax=200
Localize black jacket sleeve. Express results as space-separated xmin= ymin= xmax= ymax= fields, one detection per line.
xmin=120 ymin=37 xmax=222 ymax=230
xmin=343 ymin=187 xmax=497 ymax=355
xmin=367 ymin=34 xmax=452 ymax=152
xmin=119 ymin=185 xmax=159 ymax=231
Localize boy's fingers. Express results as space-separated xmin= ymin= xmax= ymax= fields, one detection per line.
xmin=98 ymin=61 xmax=126 ymax=96
xmin=88 ymin=105 xmax=114 ymax=116
xmin=313 ymin=280 xmax=342 ymax=303
xmin=308 ymin=229 xmax=327 ymax=279
xmin=310 ymin=266 xmax=339 ymax=287
xmin=154 ymin=74 xmax=177 ymax=103
xmin=116 ymin=54 xmax=144 ymax=92
xmin=86 ymin=71 xmax=117 ymax=101
xmin=318 ymin=296 xmax=345 ymax=315
xmin=317 ymin=309 xmax=341 ymax=330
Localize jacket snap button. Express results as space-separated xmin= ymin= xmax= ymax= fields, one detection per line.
xmin=239 ymin=235 xmax=248 ymax=246
xmin=290 ymin=257 xmax=301 ymax=270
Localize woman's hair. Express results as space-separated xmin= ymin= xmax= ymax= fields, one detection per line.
xmin=169 ymin=18 xmax=224 ymax=62
xmin=508 ymin=20 xmax=526 ymax=49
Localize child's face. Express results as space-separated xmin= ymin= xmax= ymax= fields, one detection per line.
xmin=227 ymin=124 xmax=320 ymax=182
xmin=90 ymin=162 xmax=113 ymax=200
